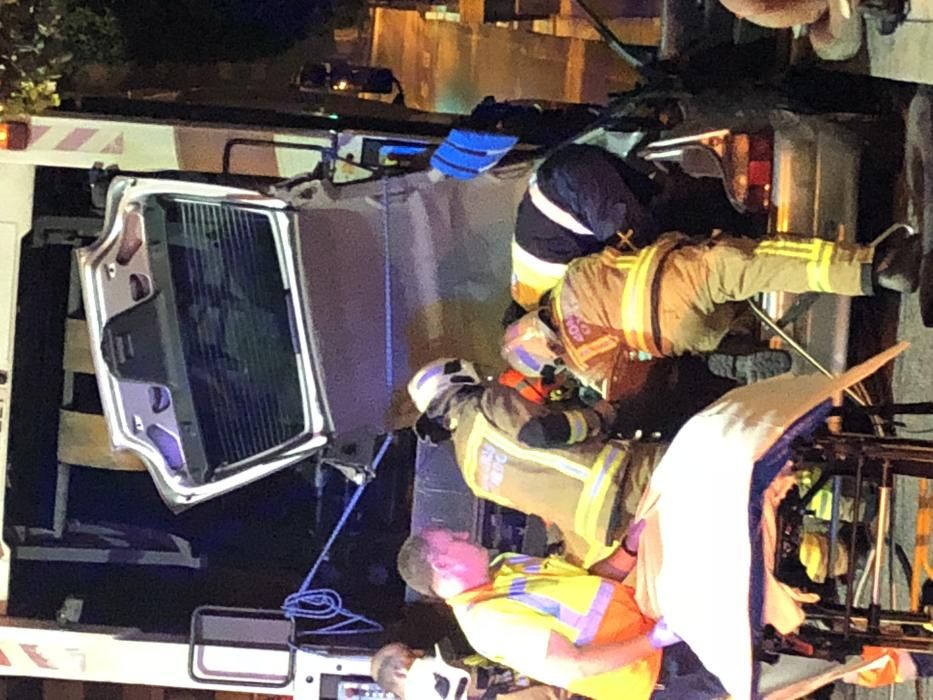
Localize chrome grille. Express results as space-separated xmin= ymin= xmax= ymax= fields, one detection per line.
xmin=164 ymin=198 xmax=305 ymax=471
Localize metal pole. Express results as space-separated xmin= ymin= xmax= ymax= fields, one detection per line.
xmin=854 ymin=547 xmax=874 ymax=605
xmin=888 ymin=484 xmax=897 ymax=700
xmin=747 ymin=299 xmax=867 ymax=406
xmin=869 ymin=460 xmax=893 ymax=631
xmin=52 ymin=462 xmax=71 ymax=539
xmin=827 ymin=476 xmax=842 ymax=580
xmin=844 ymin=455 xmax=865 ymax=637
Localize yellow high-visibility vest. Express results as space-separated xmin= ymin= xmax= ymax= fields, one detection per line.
xmin=450 ymin=554 xmax=661 ymax=700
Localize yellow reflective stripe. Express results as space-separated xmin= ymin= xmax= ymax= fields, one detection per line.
xmin=462 ymin=415 xmax=488 ymax=493
xmin=511 ymin=239 xmax=569 ymax=307
xmin=806 ymin=240 xmax=827 ymax=291
xmin=757 ymin=238 xmax=822 ymax=253
xmin=602 ymin=248 xmax=637 ymax=270
xmin=756 ymin=238 xmax=822 ymax=262
xmin=472 ymin=414 xmax=591 ymax=482
xmin=620 ymin=245 xmax=659 ymax=353
xmin=503 ymin=574 xmax=614 ymax=644
xmin=565 ymin=410 xmax=588 ymax=443
xmin=574 ymin=444 xmax=626 ymax=543
xmin=819 ymin=240 xmax=835 ymax=292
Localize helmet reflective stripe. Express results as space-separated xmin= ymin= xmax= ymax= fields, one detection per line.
xmin=513 ymin=346 xmax=542 ymax=374
xmin=527 ymin=175 xmax=594 ymax=237
xmin=408 ymin=358 xmax=481 ymax=414
xmin=501 ymin=310 xmax=564 ymax=378
xmin=416 ymin=364 xmax=444 ymax=389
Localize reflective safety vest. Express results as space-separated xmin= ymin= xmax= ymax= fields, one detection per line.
xmin=511 ymin=239 xmax=569 ymax=310
xmin=498 ymin=368 xmax=549 ymax=405
xmin=452 ymin=405 xmax=664 ymax=567
xmin=450 ymin=554 xmax=662 ymax=700
xmin=550 ymin=233 xmax=685 ymax=398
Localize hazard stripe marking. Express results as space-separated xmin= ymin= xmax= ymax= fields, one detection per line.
xmin=0 ymin=649 xmax=10 ymax=667
xmin=27 ymin=125 xmax=50 ymax=145
xmin=101 ymin=133 xmax=125 ymax=154
xmin=56 ymin=128 xmax=97 ymax=151
xmin=20 ymin=644 xmax=54 ymax=669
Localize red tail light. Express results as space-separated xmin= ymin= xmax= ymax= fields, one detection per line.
xmin=726 ymin=131 xmax=773 ymax=213
xmin=0 ymin=122 xmax=29 ymax=151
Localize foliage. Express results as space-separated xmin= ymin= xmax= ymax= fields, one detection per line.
xmin=0 ymin=0 xmax=70 ymax=116
xmin=58 ymin=1 xmax=126 ymax=66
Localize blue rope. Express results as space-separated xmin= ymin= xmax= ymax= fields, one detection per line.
xmin=282 ymin=435 xmax=393 ymax=637
xmin=382 ymin=175 xmax=394 ymax=391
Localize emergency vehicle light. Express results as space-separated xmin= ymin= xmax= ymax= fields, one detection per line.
xmin=0 ymin=122 xmax=29 ymax=151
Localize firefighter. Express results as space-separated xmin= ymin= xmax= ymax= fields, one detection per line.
xmin=509 ymin=144 xmax=661 ymax=313
xmin=370 ymin=642 xmax=574 ymax=699
xmin=408 ymin=358 xmax=666 ymax=569
xmin=507 ymin=143 xmax=789 ymax=386
xmin=501 ymin=229 xmax=923 ymax=402
xmin=719 ymin=0 xmax=863 ymax=61
xmin=395 ymin=528 xmax=725 ymax=700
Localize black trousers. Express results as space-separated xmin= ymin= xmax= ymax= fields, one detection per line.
xmin=650 ymin=643 xmax=727 ymax=700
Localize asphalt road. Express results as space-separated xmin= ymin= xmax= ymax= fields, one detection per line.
xmin=849 ymin=87 xmax=933 ymax=700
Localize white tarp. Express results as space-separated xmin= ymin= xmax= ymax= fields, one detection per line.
xmin=629 ymin=342 xmax=909 ymax=699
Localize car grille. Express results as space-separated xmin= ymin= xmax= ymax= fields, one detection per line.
xmin=163 ymin=197 xmax=305 ymax=472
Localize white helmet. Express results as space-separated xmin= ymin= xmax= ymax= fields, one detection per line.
xmin=405 ymin=646 xmax=472 ymax=700
xmin=501 ymin=308 xmax=565 ymax=378
xmin=408 ymin=358 xmax=482 ymax=414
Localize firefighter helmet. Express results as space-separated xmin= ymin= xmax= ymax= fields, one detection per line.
xmin=501 ymin=308 xmax=565 ymax=378
xmin=405 ymin=645 xmax=472 ymax=699
xmin=408 ymin=358 xmax=482 ymax=414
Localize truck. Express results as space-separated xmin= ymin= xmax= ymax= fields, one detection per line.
xmin=0 ymin=72 xmax=895 ymax=698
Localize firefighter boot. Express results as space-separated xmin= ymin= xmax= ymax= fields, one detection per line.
xmin=706 ymin=348 xmax=793 ymax=385
xmin=871 ymin=225 xmax=922 ymax=293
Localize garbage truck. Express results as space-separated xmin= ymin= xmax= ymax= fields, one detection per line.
xmin=0 ymin=78 xmax=887 ymax=698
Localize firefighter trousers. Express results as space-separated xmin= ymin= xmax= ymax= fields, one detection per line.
xmin=656 ymin=235 xmax=872 ymax=356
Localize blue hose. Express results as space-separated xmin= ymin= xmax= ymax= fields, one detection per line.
xmin=282 ymin=435 xmax=393 ymax=637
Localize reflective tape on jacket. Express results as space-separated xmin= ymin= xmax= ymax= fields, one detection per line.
xmin=505 ymin=576 xmax=616 ymax=645
xmin=617 ymin=244 xmax=665 ymax=356
xmin=755 ymin=238 xmax=837 ymax=293
xmin=555 ymin=236 xmax=681 ymax=370
xmin=457 ymin=554 xmax=617 ymax=644
xmin=461 ymin=413 xmax=592 ymax=488
xmin=511 ymin=239 xmax=570 ymax=309
xmin=455 ymin=410 xmax=627 ymax=565
xmin=574 ymin=444 xmax=627 ymax=545
xmin=527 ymin=175 xmax=594 ymax=237
xmin=565 ymin=409 xmax=589 ymax=443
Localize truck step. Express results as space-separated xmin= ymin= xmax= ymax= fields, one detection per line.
xmin=57 ymin=410 xmax=146 ymax=472
xmin=63 ymin=318 xmax=96 ymax=375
